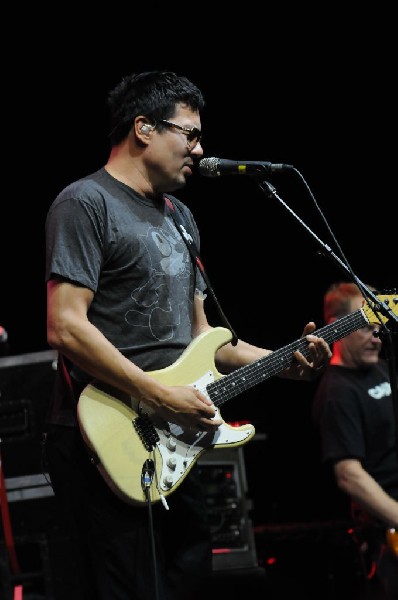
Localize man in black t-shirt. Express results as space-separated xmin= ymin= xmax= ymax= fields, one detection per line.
xmin=313 ymin=282 xmax=398 ymax=599
xmin=44 ymin=70 xmax=332 ymax=600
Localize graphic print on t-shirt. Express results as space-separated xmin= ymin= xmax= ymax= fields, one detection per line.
xmin=125 ymin=222 xmax=193 ymax=341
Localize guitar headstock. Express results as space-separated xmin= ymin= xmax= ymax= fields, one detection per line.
xmin=363 ymin=291 xmax=398 ymax=326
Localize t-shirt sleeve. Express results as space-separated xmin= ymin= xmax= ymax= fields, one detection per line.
xmin=45 ymin=195 xmax=105 ymax=291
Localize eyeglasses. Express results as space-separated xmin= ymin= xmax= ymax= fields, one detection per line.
xmin=159 ymin=120 xmax=202 ymax=149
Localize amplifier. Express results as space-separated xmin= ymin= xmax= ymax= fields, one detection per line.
xmin=198 ymin=446 xmax=258 ymax=571
xmin=0 ymin=350 xmax=58 ymax=477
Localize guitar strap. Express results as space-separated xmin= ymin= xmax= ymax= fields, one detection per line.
xmin=164 ymin=195 xmax=238 ymax=346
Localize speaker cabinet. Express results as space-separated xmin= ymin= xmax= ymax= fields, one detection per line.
xmin=0 ymin=350 xmax=58 ymax=478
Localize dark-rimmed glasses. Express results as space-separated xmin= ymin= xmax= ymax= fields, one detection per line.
xmin=159 ymin=120 xmax=202 ymax=149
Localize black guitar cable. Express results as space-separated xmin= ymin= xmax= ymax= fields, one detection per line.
xmin=141 ymin=459 xmax=161 ymax=600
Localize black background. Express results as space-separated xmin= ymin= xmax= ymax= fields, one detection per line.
xmin=1 ymin=13 xmax=396 ymax=530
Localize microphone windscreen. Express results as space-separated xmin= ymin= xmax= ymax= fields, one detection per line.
xmin=198 ymin=157 xmax=220 ymax=177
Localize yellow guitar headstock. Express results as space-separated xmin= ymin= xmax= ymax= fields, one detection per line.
xmin=362 ymin=292 xmax=398 ymax=325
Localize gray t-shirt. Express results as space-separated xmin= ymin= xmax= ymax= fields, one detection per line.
xmin=45 ymin=167 xmax=205 ymax=423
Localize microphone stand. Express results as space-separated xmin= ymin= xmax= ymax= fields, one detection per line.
xmin=258 ymin=179 xmax=398 ymax=325
xmin=257 ymin=178 xmax=398 ymax=460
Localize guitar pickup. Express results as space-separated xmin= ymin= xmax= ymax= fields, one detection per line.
xmin=133 ymin=414 xmax=160 ymax=451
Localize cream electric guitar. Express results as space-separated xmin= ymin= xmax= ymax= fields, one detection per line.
xmin=77 ymin=293 xmax=397 ymax=507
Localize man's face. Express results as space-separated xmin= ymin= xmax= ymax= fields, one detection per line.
xmin=339 ymin=295 xmax=382 ymax=368
xmin=145 ymin=104 xmax=203 ymax=193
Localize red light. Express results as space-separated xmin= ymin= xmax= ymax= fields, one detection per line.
xmin=227 ymin=420 xmax=250 ymax=427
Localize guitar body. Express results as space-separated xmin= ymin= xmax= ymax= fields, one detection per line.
xmin=77 ymin=327 xmax=255 ymax=506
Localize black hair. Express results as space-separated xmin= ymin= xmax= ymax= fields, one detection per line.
xmin=107 ymin=70 xmax=205 ymax=146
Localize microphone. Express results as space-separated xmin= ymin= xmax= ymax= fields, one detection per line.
xmin=198 ymin=157 xmax=293 ymax=178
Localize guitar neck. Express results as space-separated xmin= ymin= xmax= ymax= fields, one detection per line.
xmin=208 ymin=308 xmax=368 ymax=408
